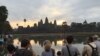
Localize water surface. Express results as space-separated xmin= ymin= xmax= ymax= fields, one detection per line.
xmin=13 ymin=39 xmax=84 ymax=56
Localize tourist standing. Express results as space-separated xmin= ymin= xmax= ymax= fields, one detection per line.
xmin=14 ymin=39 xmax=35 ymax=56
xmin=82 ymin=36 xmax=99 ymax=56
xmin=42 ymin=40 xmax=55 ymax=56
xmin=62 ymin=35 xmax=80 ymax=56
xmin=92 ymin=35 xmax=100 ymax=56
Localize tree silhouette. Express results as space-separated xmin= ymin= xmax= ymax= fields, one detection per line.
xmin=62 ymin=21 xmax=68 ymax=32
xmin=62 ymin=21 xmax=67 ymax=25
xmin=16 ymin=23 xmax=19 ymax=28
xmin=24 ymin=19 xmax=27 ymax=27
xmin=0 ymin=6 xmax=8 ymax=22
xmin=0 ymin=6 xmax=8 ymax=34
xmin=4 ymin=21 xmax=12 ymax=34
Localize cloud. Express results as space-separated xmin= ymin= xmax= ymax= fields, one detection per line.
xmin=38 ymin=5 xmax=65 ymax=18
xmin=0 ymin=0 xmax=100 ymax=28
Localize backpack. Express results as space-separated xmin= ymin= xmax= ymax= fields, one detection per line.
xmin=88 ymin=44 xmax=99 ymax=56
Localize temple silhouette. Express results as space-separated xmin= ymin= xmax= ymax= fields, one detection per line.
xmin=1 ymin=17 xmax=100 ymax=34
xmin=12 ymin=17 xmax=100 ymax=34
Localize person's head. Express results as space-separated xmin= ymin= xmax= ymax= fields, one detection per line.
xmin=87 ymin=36 xmax=94 ymax=43
xmin=57 ymin=51 xmax=62 ymax=56
xmin=7 ymin=44 xmax=16 ymax=53
xmin=43 ymin=40 xmax=51 ymax=51
xmin=92 ymin=35 xmax=99 ymax=41
xmin=21 ymin=39 xmax=30 ymax=48
xmin=65 ymin=35 xmax=74 ymax=44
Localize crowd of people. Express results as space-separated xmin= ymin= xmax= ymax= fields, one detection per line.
xmin=0 ymin=35 xmax=100 ymax=56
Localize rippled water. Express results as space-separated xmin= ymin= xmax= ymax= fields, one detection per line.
xmin=13 ymin=39 xmax=84 ymax=56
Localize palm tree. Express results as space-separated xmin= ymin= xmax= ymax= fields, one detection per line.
xmin=16 ymin=23 xmax=19 ymax=28
xmin=62 ymin=22 xmax=67 ymax=26
xmin=24 ymin=19 xmax=27 ymax=27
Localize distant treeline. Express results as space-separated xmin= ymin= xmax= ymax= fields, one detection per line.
xmin=13 ymin=17 xmax=100 ymax=34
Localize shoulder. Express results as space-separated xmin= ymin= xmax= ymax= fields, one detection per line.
xmin=87 ymin=43 xmax=96 ymax=48
xmin=23 ymin=50 xmax=33 ymax=56
xmin=71 ymin=46 xmax=79 ymax=52
xmin=95 ymin=41 xmax=100 ymax=45
xmin=51 ymin=48 xmax=55 ymax=51
xmin=42 ymin=51 xmax=46 ymax=54
xmin=83 ymin=44 xmax=93 ymax=50
xmin=84 ymin=44 xmax=90 ymax=47
xmin=69 ymin=45 xmax=78 ymax=50
xmin=83 ymin=44 xmax=90 ymax=49
xmin=62 ymin=46 xmax=66 ymax=49
xmin=27 ymin=50 xmax=33 ymax=54
xmin=15 ymin=49 xmax=21 ymax=53
xmin=15 ymin=49 xmax=33 ymax=54
xmin=62 ymin=46 xmax=67 ymax=52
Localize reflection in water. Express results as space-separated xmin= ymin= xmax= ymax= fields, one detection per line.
xmin=52 ymin=41 xmax=55 ymax=46
xmin=13 ymin=39 xmax=20 ymax=47
xmin=30 ymin=40 xmax=63 ymax=47
xmin=13 ymin=39 xmax=64 ymax=55
xmin=13 ymin=39 xmax=83 ymax=56
xmin=36 ymin=41 xmax=40 ymax=46
xmin=13 ymin=39 xmax=63 ymax=47
xmin=30 ymin=40 xmax=35 ymax=45
xmin=57 ymin=40 xmax=63 ymax=46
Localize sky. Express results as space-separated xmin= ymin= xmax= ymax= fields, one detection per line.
xmin=0 ymin=0 xmax=100 ymax=28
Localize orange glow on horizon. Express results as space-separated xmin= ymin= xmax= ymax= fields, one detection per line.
xmin=10 ymin=20 xmax=37 ymax=29
xmin=10 ymin=19 xmax=70 ymax=29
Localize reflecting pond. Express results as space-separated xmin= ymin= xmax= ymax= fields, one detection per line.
xmin=13 ymin=38 xmax=84 ymax=56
